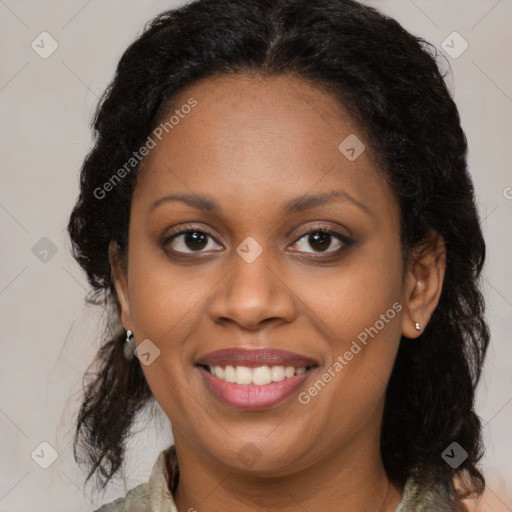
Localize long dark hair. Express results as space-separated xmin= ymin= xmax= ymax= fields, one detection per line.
xmin=68 ymin=0 xmax=489 ymax=506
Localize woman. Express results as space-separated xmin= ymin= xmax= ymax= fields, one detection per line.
xmin=67 ymin=0 xmax=489 ymax=510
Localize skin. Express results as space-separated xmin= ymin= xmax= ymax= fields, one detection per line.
xmin=110 ymin=73 xmax=446 ymax=512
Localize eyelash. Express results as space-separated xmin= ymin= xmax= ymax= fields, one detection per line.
xmin=163 ymin=223 xmax=353 ymax=260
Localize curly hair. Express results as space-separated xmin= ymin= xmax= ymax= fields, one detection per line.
xmin=67 ymin=0 xmax=489 ymax=507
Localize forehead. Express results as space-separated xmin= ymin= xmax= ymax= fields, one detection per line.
xmin=134 ymin=73 xmax=394 ymax=221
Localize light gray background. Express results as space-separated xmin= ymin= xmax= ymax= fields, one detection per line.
xmin=0 ymin=0 xmax=511 ymax=510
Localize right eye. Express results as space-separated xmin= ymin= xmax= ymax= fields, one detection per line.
xmin=163 ymin=226 xmax=224 ymax=255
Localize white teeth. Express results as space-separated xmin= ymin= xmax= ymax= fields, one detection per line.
xmin=214 ymin=366 xmax=224 ymax=379
xmin=224 ymin=365 xmax=236 ymax=383
xmin=235 ymin=366 xmax=253 ymax=385
xmin=271 ymin=365 xmax=285 ymax=382
xmin=206 ymin=364 xmax=309 ymax=385
xmin=253 ymin=366 xmax=272 ymax=385
xmin=284 ymin=366 xmax=295 ymax=378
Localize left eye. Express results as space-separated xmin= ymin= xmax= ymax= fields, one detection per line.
xmin=291 ymin=229 xmax=349 ymax=254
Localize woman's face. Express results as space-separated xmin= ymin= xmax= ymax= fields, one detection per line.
xmin=112 ymin=73 xmax=415 ymax=476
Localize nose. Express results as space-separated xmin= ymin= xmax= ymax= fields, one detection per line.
xmin=208 ymin=246 xmax=297 ymax=331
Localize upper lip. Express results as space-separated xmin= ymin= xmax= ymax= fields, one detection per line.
xmin=196 ymin=348 xmax=318 ymax=368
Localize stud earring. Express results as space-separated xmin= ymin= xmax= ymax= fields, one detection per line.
xmin=415 ymin=322 xmax=421 ymax=332
xmin=124 ymin=329 xmax=135 ymax=360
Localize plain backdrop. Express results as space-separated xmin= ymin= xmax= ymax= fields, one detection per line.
xmin=0 ymin=0 xmax=511 ymax=510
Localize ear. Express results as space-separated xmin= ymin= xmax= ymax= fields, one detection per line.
xmin=402 ymin=230 xmax=446 ymax=339
xmin=109 ymin=240 xmax=132 ymax=331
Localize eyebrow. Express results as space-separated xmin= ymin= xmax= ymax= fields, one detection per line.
xmin=149 ymin=190 xmax=372 ymax=216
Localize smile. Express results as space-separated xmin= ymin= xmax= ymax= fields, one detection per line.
xmin=195 ymin=348 xmax=318 ymax=410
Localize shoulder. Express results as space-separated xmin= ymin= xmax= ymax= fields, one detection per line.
xmin=396 ymin=471 xmax=453 ymax=511
xmin=461 ymin=483 xmax=512 ymax=512
xmin=397 ymin=468 xmax=509 ymax=512
xmin=93 ymin=483 xmax=150 ymax=512
xmin=92 ymin=444 xmax=178 ymax=512
xmin=396 ymin=466 xmax=477 ymax=512
xmin=454 ymin=470 xmax=512 ymax=512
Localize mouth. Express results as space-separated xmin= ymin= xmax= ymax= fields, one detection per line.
xmin=195 ymin=348 xmax=318 ymax=410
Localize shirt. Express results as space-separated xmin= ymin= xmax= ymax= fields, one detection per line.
xmin=94 ymin=445 xmax=455 ymax=511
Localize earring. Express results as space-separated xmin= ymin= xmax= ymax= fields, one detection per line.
xmin=124 ymin=329 xmax=135 ymax=360
xmin=415 ymin=322 xmax=421 ymax=332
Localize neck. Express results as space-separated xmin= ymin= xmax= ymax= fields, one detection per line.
xmin=172 ymin=431 xmax=402 ymax=512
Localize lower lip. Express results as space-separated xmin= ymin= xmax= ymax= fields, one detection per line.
xmin=198 ymin=366 xmax=313 ymax=410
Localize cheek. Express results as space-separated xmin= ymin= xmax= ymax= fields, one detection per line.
xmin=127 ymin=238 xmax=216 ymax=343
xmin=294 ymin=242 xmax=404 ymax=415
xmin=305 ymin=244 xmax=403 ymax=349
